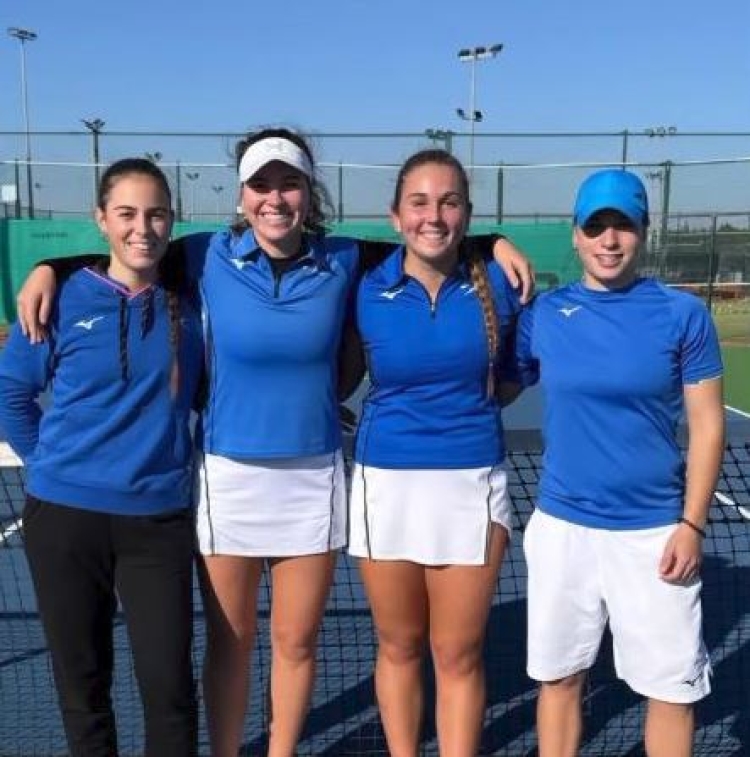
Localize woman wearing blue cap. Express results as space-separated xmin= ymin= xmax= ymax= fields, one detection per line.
xmin=516 ymin=169 xmax=724 ymax=757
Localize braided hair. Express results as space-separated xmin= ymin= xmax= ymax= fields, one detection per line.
xmin=97 ymin=158 xmax=185 ymax=397
xmin=392 ymin=149 xmax=500 ymax=398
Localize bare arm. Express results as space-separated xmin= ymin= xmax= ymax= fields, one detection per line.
xmin=360 ymin=235 xmax=536 ymax=304
xmin=17 ymin=253 xmax=105 ymax=343
xmin=659 ymin=377 xmax=725 ymax=583
xmin=16 ymin=265 xmax=59 ymax=344
xmin=492 ymin=237 xmax=535 ymax=304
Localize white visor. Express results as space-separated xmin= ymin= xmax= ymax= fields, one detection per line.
xmin=238 ymin=137 xmax=313 ymax=183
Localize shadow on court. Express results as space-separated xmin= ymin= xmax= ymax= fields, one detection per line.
xmin=233 ymin=549 xmax=748 ymax=757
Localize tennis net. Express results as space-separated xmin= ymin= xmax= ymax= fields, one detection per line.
xmin=1 ymin=438 xmax=748 ymax=756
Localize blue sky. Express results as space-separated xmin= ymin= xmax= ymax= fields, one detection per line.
xmin=2 ymin=0 xmax=750 ymax=217
xmin=3 ymin=0 xmax=749 ymax=134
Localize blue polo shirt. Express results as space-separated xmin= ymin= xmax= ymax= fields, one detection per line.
xmin=187 ymin=229 xmax=360 ymax=458
xmin=516 ymin=277 xmax=723 ymax=529
xmin=354 ymin=247 xmax=523 ymax=469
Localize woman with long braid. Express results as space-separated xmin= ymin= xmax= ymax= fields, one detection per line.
xmin=14 ymin=132 xmax=533 ymax=757
xmin=0 ymin=158 xmax=203 ymax=756
xmin=349 ymin=149 xmax=524 ymax=757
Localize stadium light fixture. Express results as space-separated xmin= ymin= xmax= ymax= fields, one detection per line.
xmin=186 ymin=171 xmax=200 ymax=220
xmin=82 ymin=118 xmax=105 ymax=203
xmin=456 ymin=43 xmax=503 ymax=182
xmin=211 ymin=184 xmax=224 ymax=219
xmin=425 ymin=128 xmax=455 ymax=153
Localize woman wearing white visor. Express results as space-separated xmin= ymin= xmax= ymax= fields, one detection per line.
xmin=15 ymin=127 xmax=535 ymax=757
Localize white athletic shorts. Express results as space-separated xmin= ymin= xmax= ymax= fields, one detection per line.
xmin=348 ymin=464 xmax=511 ymax=566
xmin=196 ymin=450 xmax=347 ymax=557
xmin=524 ymin=509 xmax=711 ymax=704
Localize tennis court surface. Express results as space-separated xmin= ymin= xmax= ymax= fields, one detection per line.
xmin=1 ymin=413 xmax=748 ymax=755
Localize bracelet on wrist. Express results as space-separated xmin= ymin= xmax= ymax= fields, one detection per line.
xmin=679 ymin=517 xmax=707 ymax=539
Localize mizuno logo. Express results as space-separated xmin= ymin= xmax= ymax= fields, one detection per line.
xmin=74 ymin=316 xmax=105 ymax=330
xmin=459 ymin=283 xmax=477 ymax=295
xmin=559 ymin=306 xmax=582 ymax=317
xmin=231 ymin=259 xmax=246 ymax=270
xmin=380 ymin=288 xmax=405 ymax=301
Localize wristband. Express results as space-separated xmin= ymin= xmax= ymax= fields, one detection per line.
xmin=679 ymin=517 xmax=707 ymax=538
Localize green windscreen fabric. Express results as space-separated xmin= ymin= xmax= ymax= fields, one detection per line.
xmin=0 ymin=219 xmax=578 ymax=322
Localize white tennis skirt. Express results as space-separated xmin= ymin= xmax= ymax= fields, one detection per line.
xmin=196 ymin=450 xmax=347 ymax=557
xmin=348 ymin=463 xmax=511 ymax=566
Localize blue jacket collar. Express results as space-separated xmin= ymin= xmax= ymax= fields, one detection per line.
xmin=230 ymin=228 xmax=331 ymax=271
xmin=380 ymin=245 xmax=471 ymax=289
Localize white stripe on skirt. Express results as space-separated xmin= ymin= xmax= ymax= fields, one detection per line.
xmin=348 ymin=464 xmax=511 ymax=565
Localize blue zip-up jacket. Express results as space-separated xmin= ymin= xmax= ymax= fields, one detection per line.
xmin=354 ymin=247 xmax=523 ymax=469
xmin=185 ymin=229 xmax=360 ymax=458
xmin=0 ymin=268 xmax=204 ymax=515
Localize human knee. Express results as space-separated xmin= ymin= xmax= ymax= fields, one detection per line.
xmin=377 ymin=628 xmax=427 ymax=666
xmin=541 ymin=671 xmax=586 ymax=699
xmin=272 ymin=623 xmax=319 ymax=665
xmin=139 ymin=661 xmax=195 ymax=705
xmin=648 ymin=698 xmax=694 ymax=719
xmin=430 ymin=635 xmax=483 ymax=678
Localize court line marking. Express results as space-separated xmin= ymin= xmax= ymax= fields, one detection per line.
xmin=725 ymin=404 xmax=750 ymax=421
xmin=0 ymin=442 xmax=22 ymax=467
xmin=715 ymin=491 xmax=750 ymax=521
xmin=0 ymin=519 xmax=22 ymax=545
xmin=0 ymin=443 xmax=23 ymax=544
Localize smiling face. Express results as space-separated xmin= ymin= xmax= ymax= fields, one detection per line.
xmin=95 ymin=172 xmax=173 ymax=290
xmin=573 ymin=209 xmax=644 ymax=290
xmin=391 ymin=160 xmax=471 ymax=277
xmin=240 ymin=160 xmax=311 ymax=258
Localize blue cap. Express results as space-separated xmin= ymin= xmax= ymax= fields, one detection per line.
xmin=573 ymin=169 xmax=649 ymax=228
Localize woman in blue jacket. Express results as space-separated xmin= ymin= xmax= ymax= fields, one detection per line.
xmin=15 ymin=130 xmax=533 ymax=757
xmin=0 ymin=158 xmax=203 ymax=757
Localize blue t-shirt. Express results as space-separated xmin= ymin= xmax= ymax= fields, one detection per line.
xmin=516 ymin=277 xmax=723 ymax=529
xmin=0 ymin=269 xmax=204 ymax=514
xmin=185 ymin=229 xmax=360 ymax=458
xmin=354 ymin=247 xmax=523 ymax=469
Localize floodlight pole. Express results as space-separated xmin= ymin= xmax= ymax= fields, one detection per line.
xmin=8 ymin=26 xmax=37 ymax=218
xmin=185 ymin=172 xmax=200 ymax=220
xmin=456 ymin=43 xmax=502 ymax=182
xmin=82 ymin=118 xmax=105 ymax=204
xmin=211 ymin=184 xmax=224 ymax=219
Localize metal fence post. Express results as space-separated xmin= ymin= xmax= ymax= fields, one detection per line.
xmin=13 ymin=160 xmax=21 ymax=218
xmin=337 ymin=162 xmax=344 ymax=223
xmin=175 ymin=160 xmax=183 ymax=222
xmin=707 ymin=214 xmax=719 ymax=311
xmin=495 ymin=165 xmax=504 ymax=224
